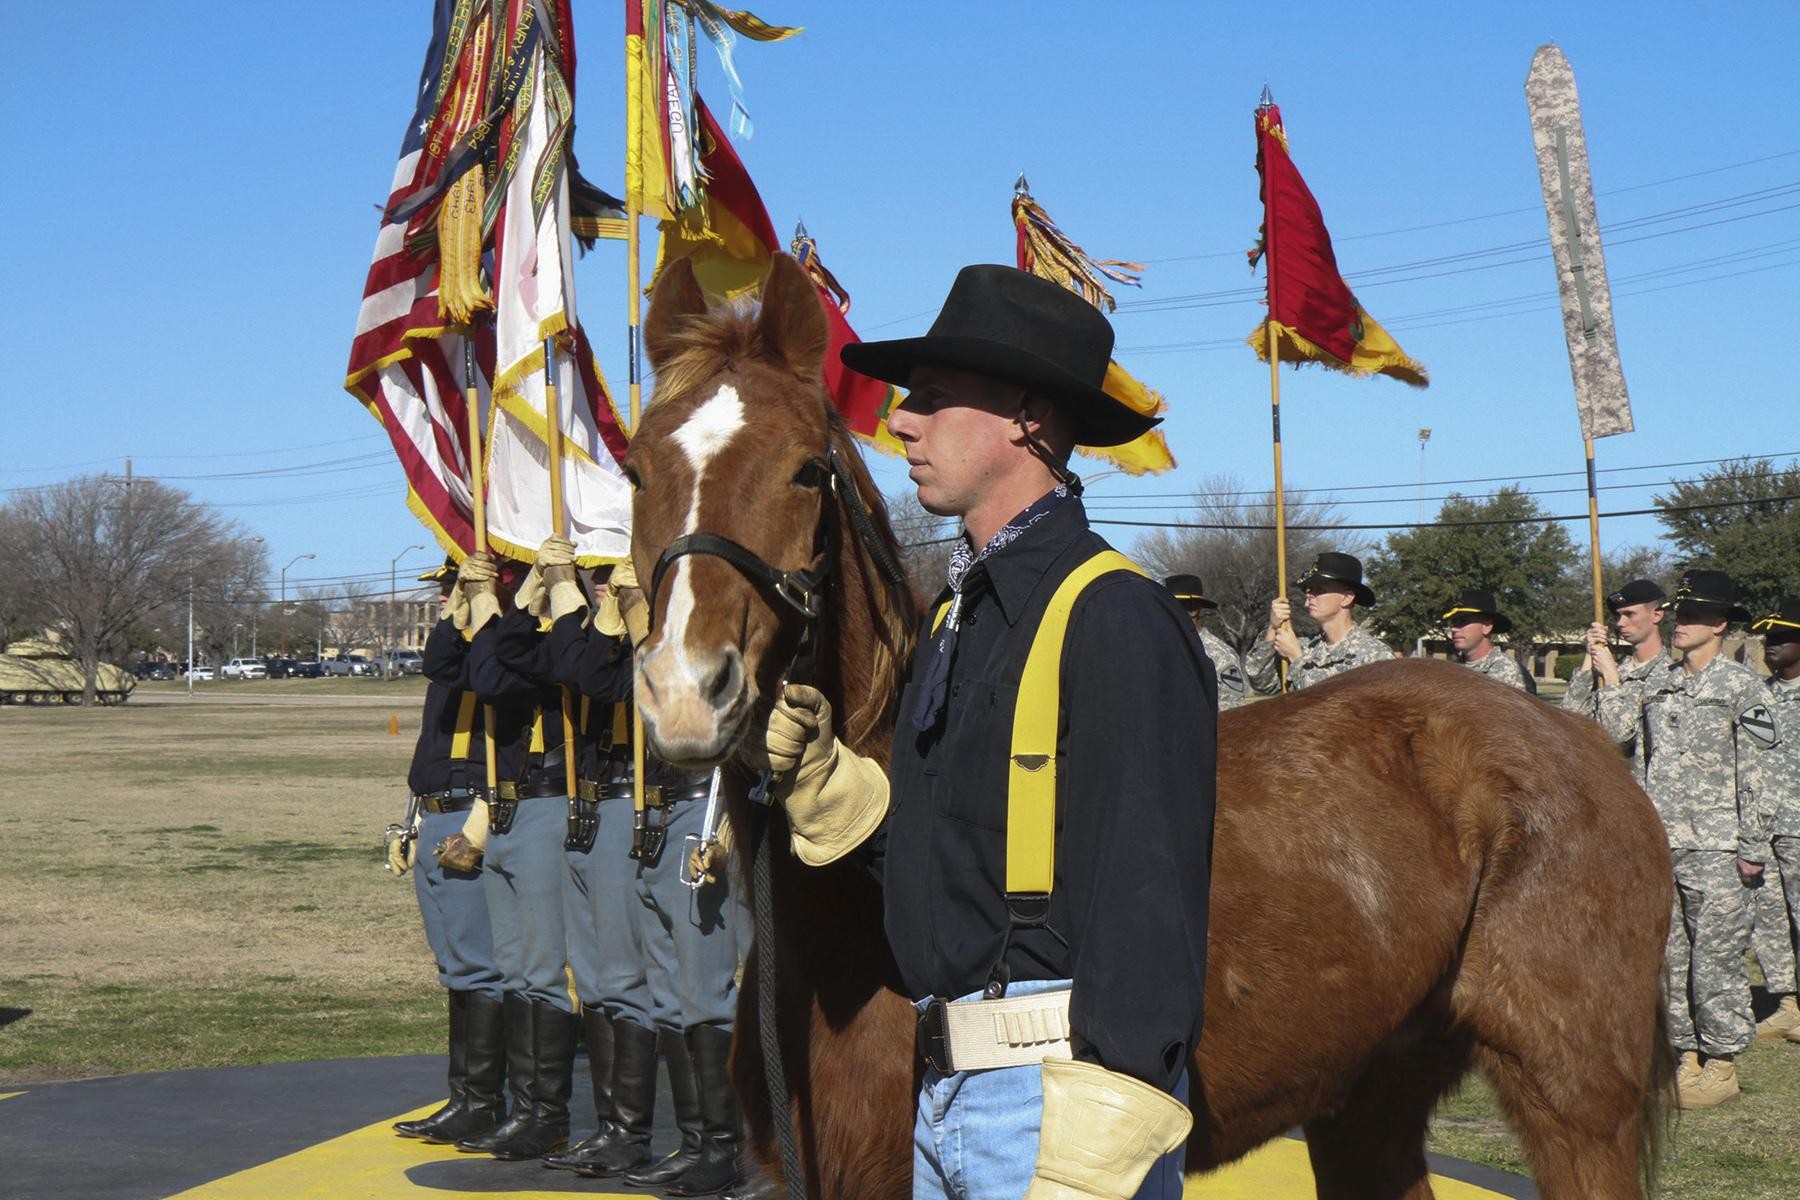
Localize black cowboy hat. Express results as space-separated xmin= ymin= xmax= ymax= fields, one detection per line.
xmin=1605 ymin=579 xmax=1667 ymax=613
xmin=1751 ymin=598 xmax=1800 ymax=637
xmin=1296 ymin=551 xmax=1376 ymax=609
xmin=1671 ymin=569 xmax=1752 ymax=623
xmin=1162 ymin=574 xmax=1216 ymax=610
xmin=1441 ymin=587 xmax=1513 ymax=636
xmin=839 ymin=265 xmax=1158 ymax=448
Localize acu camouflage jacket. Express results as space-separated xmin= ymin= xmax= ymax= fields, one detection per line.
xmin=1244 ymin=623 xmax=1392 ymax=695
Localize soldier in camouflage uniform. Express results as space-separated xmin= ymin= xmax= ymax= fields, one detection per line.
xmin=1562 ymin=579 xmax=1670 ymax=749
xmin=1245 ymin=552 xmax=1391 ymax=694
xmin=1597 ymin=571 xmax=1780 ymax=1108
xmin=1750 ymin=599 xmax=1800 ymax=1044
xmin=1442 ymin=588 xmax=1529 ymax=691
xmin=1163 ymin=574 xmax=1246 ymax=710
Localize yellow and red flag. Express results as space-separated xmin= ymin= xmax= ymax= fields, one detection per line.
xmin=1012 ymin=183 xmax=1175 ymax=474
xmin=1246 ymin=103 xmax=1428 ymax=387
xmin=791 ymin=224 xmax=904 ymax=454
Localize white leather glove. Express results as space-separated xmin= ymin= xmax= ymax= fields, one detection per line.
xmin=538 ymin=535 xmax=576 ymax=568
xmin=740 ymin=685 xmax=888 ymax=866
xmin=1024 ymin=1059 xmax=1193 ymax=1199
xmin=458 ymin=553 xmax=502 ymax=630
xmin=595 ymin=586 xmax=627 ymax=638
xmin=514 ymin=563 xmax=550 ymax=619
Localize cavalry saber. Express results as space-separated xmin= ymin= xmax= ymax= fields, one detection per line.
xmin=681 ymin=767 xmax=725 ymax=890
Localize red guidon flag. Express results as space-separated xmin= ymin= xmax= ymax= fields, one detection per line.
xmin=1247 ymin=103 xmax=1427 ymax=387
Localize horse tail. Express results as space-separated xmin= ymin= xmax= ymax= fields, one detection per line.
xmin=1640 ymin=977 xmax=1676 ymax=1196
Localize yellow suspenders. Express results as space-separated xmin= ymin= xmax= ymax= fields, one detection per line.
xmin=449 ymin=693 xmax=477 ymax=761
xmin=929 ymin=549 xmax=1147 ymax=902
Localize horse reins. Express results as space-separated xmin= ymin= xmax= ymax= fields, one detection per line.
xmin=646 ymin=440 xmax=906 ymax=1200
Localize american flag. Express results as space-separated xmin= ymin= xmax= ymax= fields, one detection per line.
xmin=345 ymin=0 xmax=629 ymax=562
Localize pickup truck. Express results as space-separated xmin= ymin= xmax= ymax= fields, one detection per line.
xmin=322 ymin=654 xmax=372 ymax=677
xmin=221 ymin=656 xmax=268 ymax=680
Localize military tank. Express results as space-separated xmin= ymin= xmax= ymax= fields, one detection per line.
xmin=0 ymin=638 xmax=136 ymax=705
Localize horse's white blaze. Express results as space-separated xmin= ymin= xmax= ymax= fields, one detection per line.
xmin=662 ymin=384 xmax=746 ymax=683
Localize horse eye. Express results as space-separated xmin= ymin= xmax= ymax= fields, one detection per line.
xmin=792 ymin=460 xmax=826 ymax=489
xmin=623 ymin=465 xmax=643 ymax=490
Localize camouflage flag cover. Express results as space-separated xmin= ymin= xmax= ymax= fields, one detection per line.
xmin=1525 ymin=44 xmax=1634 ymax=440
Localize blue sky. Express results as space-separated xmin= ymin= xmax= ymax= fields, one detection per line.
xmin=3 ymin=1 xmax=1796 ymax=599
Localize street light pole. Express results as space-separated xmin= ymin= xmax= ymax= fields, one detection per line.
xmin=1417 ymin=428 xmax=1432 ymax=524
xmin=186 ymin=579 xmax=194 ymax=698
xmin=280 ymin=553 xmax=316 ymax=656
xmin=389 ymin=544 xmax=425 ymax=677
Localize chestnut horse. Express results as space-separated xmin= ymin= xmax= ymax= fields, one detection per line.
xmin=625 ymin=253 xmax=1674 ymax=1200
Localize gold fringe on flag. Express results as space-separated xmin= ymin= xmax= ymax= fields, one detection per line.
xmin=1011 ymin=181 xmax=1174 ymax=474
xmin=437 ymin=165 xmax=492 ymax=323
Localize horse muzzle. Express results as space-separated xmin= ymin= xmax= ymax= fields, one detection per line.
xmin=635 ymin=639 xmax=749 ymax=766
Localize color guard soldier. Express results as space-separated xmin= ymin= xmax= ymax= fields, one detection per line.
xmin=437 ymin=552 xmax=577 ymax=1157
xmin=389 ymin=559 xmax=506 ymax=1146
xmin=1441 ymin=588 xmax=1529 ymax=691
xmin=1562 ymin=579 xmax=1670 ymax=747
xmin=1244 ymin=552 xmax=1391 ymax=694
xmin=1750 ymin=599 xmax=1800 ymax=1045
xmin=1163 ymin=574 xmax=1246 ymax=710
xmin=1598 ymin=570 xmax=1780 ymax=1108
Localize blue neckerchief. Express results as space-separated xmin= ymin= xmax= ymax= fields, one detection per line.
xmin=910 ymin=487 xmax=1071 ymax=732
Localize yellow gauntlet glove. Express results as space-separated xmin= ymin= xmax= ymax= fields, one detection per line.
xmin=595 ymin=586 xmax=628 ymax=639
xmin=458 ymin=554 xmax=501 ymax=630
xmin=437 ymin=799 xmax=489 ymax=872
xmin=537 ymin=537 xmax=587 ymax=619
xmin=741 ymin=685 xmax=888 ymax=866
xmin=1024 ymin=1059 xmax=1192 ymax=1200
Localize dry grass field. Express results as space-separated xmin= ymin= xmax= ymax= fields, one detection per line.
xmin=2 ymin=682 xmax=1798 ymax=1197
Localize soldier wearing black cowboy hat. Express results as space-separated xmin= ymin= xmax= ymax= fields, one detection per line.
xmin=1563 ymin=579 xmax=1670 ymax=735
xmin=1163 ymin=574 xmax=1246 ymax=710
xmin=1596 ymin=569 xmax=1780 ymax=1108
xmin=1749 ymin=598 xmax=1800 ymax=1044
xmin=739 ymin=264 xmax=1214 ymax=1198
xmin=1441 ymin=588 xmax=1529 ymax=692
xmin=1244 ymin=551 xmax=1391 ymax=694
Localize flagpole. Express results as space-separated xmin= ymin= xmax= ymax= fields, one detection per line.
xmin=464 ymin=331 xmax=500 ymax=802
xmin=1260 ymin=90 xmax=1290 ymax=693
xmin=624 ymin=3 xmax=648 ymax=843
xmin=1585 ymin=436 xmax=1604 ymax=624
xmin=543 ymin=335 xmax=580 ymax=799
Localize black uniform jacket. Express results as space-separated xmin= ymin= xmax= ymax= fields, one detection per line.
xmin=411 ymin=618 xmax=491 ymax=794
xmin=466 ymin=610 xmax=568 ymax=783
xmin=881 ymin=498 xmax=1217 ymax=1091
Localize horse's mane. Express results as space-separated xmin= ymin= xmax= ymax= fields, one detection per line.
xmin=648 ymin=297 xmax=917 ymax=758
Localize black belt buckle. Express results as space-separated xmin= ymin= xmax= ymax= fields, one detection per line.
xmin=917 ymin=998 xmax=953 ymax=1074
xmin=565 ymin=797 xmax=598 ymax=853
xmin=489 ymin=781 xmax=520 ymax=835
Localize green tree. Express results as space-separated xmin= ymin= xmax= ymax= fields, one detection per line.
xmin=1366 ymin=487 xmax=1581 ymax=648
xmin=1654 ymin=457 xmax=1800 ymax=612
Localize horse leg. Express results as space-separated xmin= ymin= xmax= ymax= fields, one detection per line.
xmin=1302 ymin=1029 xmax=1473 ymax=1200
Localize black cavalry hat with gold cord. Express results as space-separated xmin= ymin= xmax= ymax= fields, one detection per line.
xmin=1671 ymin=569 xmax=1752 ymax=623
xmin=1163 ymin=574 xmax=1216 ymax=610
xmin=417 ymin=555 xmax=458 ymax=584
xmin=1751 ymin=598 xmax=1800 ymax=637
xmin=1605 ymin=579 xmax=1667 ymax=613
xmin=840 ymin=265 xmax=1158 ymax=448
xmin=1296 ymin=551 xmax=1376 ymax=609
xmin=1442 ymin=587 xmax=1513 ymax=636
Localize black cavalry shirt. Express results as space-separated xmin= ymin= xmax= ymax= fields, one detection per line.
xmin=466 ymin=610 xmax=567 ymax=782
xmin=881 ymin=498 xmax=1217 ymax=1090
xmin=410 ymin=618 xmax=489 ymax=795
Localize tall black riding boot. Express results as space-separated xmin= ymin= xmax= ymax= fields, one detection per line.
xmin=394 ymin=990 xmax=467 ymax=1138
xmin=573 ymin=1016 xmax=657 ymax=1177
xmin=422 ymin=990 xmax=506 ymax=1143
xmin=543 ymin=1006 xmax=619 ymax=1171
xmin=458 ymin=994 xmax=570 ymax=1157
xmin=667 ymin=1024 xmax=742 ymax=1197
xmin=623 ymin=1024 xmax=703 ymax=1186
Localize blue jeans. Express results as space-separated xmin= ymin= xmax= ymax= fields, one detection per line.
xmin=912 ymin=980 xmax=1188 ymax=1200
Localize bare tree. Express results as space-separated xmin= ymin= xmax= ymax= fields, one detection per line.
xmin=293 ymin=588 xmax=334 ymax=660
xmin=193 ymin=535 xmax=271 ymax=666
xmin=886 ymin=488 xmax=958 ymax=600
xmin=1130 ymin=473 xmax=1361 ymax=657
xmin=328 ymin=581 xmax=381 ymax=658
xmin=2 ymin=475 xmax=263 ymax=704
xmin=0 ymin=503 xmax=46 ymax=648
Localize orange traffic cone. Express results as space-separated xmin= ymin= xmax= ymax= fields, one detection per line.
xmin=388 ymin=714 xmax=400 ymax=736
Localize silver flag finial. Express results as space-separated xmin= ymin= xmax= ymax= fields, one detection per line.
xmin=793 ymin=216 xmax=809 ymax=241
xmin=1258 ymin=84 xmax=1274 ymax=109
xmin=1014 ymin=172 xmax=1030 ymax=197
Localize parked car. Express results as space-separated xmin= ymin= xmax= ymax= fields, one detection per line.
xmin=261 ymin=656 xmax=299 ymax=678
xmin=183 ymin=666 xmax=215 ymax=681
xmin=133 ymin=660 xmax=177 ymax=681
xmin=221 ymin=656 xmax=268 ymax=680
xmin=322 ymin=654 xmax=372 ymax=677
xmin=292 ymin=660 xmax=327 ymax=678
xmin=384 ymin=649 xmax=425 ymax=676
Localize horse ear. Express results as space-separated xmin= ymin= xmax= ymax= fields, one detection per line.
xmin=644 ymin=256 xmax=709 ymax=371
xmin=757 ymin=253 xmax=829 ymax=379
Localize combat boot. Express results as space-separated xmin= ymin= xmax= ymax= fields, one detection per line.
xmin=1676 ymin=1056 xmax=1740 ymax=1109
xmin=1756 ymin=994 xmax=1800 ymax=1040
xmin=459 ymin=995 xmax=572 ymax=1157
xmin=1675 ymin=1049 xmax=1702 ymax=1087
xmin=667 ymin=1024 xmax=742 ymax=1196
xmin=543 ymin=1006 xmax=620 ymax=1171
xmin=574 ymin=1017 xmax=658 ymax=1177
xmin=624 ymin=1026 xmax=703 ymax=1186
